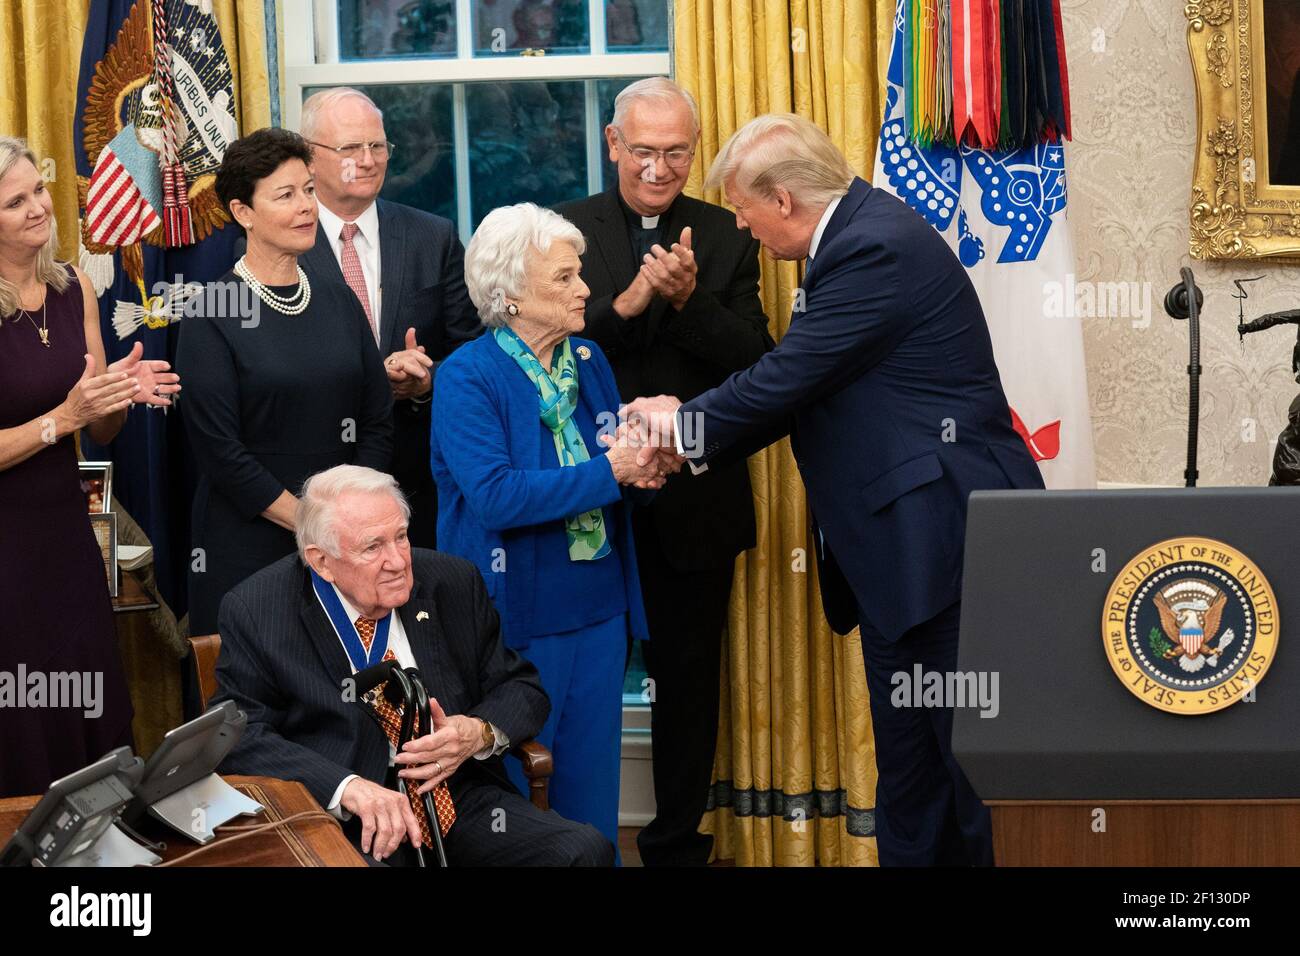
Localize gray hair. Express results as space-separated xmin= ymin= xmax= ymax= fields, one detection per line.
xmin=704 ymin=113 xmax=854 ymax=208
xmin=295 ymin=465 xmax=410 ymax=560
xmin=463 ymin=203 xmax=586 ymax=328
xmin=611 ymin=77 xmax=700 ymax=135
xmin=299 ymin=87 xmax=385 ymax=142
xmin=0 ymin=137 xmax=71 ymax=318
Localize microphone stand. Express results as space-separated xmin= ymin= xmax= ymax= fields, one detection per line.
xmin=404 ymin=668 xmax=449 ymax=867
xmin=1164 ymin=267 xmax=1203 ymax=487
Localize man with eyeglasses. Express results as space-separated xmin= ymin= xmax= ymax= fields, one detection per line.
xmin=299 ymin=88 xmax=481 ymax=550
xmin=556 ymin=76 xmax=773 ymax=867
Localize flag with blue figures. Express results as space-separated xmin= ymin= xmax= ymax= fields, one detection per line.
xmin=871 ymin=1 xmax=1095 ymax=490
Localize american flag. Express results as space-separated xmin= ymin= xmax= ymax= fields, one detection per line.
xmin=85 ymin=126 xmax=162 ymax=247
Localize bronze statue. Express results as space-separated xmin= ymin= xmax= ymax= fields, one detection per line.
xmin=1238 ymin=310 xmax=1300 ymax=484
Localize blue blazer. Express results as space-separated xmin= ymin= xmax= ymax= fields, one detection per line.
xmin=682 ymin=177 xmax=1045 ymax=642
xmin=430 ymin=333 xmax=650 ymax=649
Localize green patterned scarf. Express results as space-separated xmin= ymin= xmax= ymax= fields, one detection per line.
xmin=493 ymin=326 xmax=610 ymax=561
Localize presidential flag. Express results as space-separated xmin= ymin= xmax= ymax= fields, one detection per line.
xmin=75 ymin=0 xmax=245 ymax=614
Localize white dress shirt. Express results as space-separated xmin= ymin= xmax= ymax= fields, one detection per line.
xmin=316 ymin=581 xmax=507 ymax=817
xmin=807 ymin=194 xmax=842 ymax=262
xmin=317 ymin=200 xmax=383 ymax=339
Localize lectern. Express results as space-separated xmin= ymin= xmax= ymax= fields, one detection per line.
xmin=953 ymin=487 xmax=1300 ymax=865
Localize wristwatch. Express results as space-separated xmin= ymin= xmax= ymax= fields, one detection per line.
xmin=478 ymin=718 xmax=495 ymax=752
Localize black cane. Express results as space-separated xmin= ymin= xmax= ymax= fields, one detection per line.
xmin=404 ymin=668 xmax=449 ymax=867
xmin=383 ymin=665 xmax=428 ymax=868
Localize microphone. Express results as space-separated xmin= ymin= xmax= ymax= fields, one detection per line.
xmin=1164 ymin=269 xmax=1204 ymax=320
xmin=1163 ymin=267 xmax=1203 ymax=487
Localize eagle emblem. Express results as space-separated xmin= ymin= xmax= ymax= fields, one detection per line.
xmin=1152 ymin=581 xmax=1233 ymax=672
xmin=1101 ymin=537 xmax=1279 ymax=715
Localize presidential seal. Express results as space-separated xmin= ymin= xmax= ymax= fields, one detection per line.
xmin=1101 ymin=537 xmax=1278 ymax=715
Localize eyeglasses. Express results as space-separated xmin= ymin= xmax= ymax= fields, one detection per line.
xmin=307 ymin=140 xmax=396 ymax=161
xmin=615 ymin=129 xmax=694 ymax=169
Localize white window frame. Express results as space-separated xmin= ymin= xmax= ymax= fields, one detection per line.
xmin=282 ymin=0 xmax=672 ymax=241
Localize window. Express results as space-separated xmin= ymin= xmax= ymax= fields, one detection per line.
xmin=284 ymin=0 xmax=671 ymax=242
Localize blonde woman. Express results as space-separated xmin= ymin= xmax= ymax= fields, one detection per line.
xmin=0 ymin=136 xmax=179 ymax=796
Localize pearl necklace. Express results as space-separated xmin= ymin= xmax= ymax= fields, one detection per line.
xmin=235 ymin=257 xmax=312 ymax=315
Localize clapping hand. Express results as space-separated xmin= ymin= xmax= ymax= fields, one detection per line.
xmin=108 ymin=341 xmax=181 ymax=407
xmin=639 ymin=226 xmax=697 ymax=310
xmin=57 ymin=354 xmax=139 ymax=430
xmin=385 ymin=327 xmax=435 ymax=400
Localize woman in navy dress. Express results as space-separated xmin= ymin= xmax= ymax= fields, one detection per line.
xmin=177 ymin=129 xmax=393 ymax=634
xmin=431 ymin=203 xmax=674 ymax=849
xmin=0 ymin=137 xmax=180 ymax=796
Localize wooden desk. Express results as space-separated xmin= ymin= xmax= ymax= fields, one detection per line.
xmin=0 ymin=776 xmax=366 ymax=867
xmin=990 ymin=799 xmax=1300 ymax=866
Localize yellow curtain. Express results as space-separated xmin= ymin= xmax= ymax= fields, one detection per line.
xmin=677 ymin=0 xmax=893 ymax=866
xmin=211 ymin=0 xmax=277 ymax=135
xmin=0 ymin=0 xmax=93 ymax=261
xmin=0 ymin=0 xmax=277 ymax=261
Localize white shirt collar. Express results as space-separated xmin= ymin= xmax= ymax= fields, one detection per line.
xmin=312 ymin=577 xmax=412 ymax=673
xmin=317 ymin=199 xmax=380 ymax=245
xmin=808 ymin=195 xmax=843 ymax=261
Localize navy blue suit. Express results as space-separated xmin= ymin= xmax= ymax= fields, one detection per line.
xmin=680 ymin=177 xmax=1044 ymax=865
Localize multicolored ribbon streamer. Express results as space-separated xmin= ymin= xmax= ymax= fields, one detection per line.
xmin=902 ymin=0 xmax=1070 ymax=149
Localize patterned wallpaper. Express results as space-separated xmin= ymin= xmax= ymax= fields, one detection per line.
xmin=1065 ymin=0 xmax=1300 ymax=486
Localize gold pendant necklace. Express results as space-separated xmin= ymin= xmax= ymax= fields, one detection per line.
xmin=19 ymin=295 xmax=49 ymax=347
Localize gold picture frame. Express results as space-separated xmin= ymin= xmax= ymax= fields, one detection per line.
xmin=1187 ymin=0 xmax=1300 ymax=260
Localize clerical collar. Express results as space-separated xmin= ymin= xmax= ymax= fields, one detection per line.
xmin=617 ymin=189 xmax=669 ymax=231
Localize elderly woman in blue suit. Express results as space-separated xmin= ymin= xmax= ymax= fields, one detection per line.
xmin=430 ymin=203 xmax=671 ymax=848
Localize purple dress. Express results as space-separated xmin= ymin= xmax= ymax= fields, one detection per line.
xmin=0 ymin=266 xmax=133 ymax=797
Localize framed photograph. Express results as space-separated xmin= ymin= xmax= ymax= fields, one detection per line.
xmin=1188 ymin=0 xmax=1300 ymax=259
xmin=89 ymin=512 xmax=118 ymax=598
xmin=79 ymin=461 xmax=113 ymax=515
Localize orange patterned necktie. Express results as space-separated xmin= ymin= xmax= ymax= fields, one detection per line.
xmin=354 ymin=616 xmax=456 ymax=838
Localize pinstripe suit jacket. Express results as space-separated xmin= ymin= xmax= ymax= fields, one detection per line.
xmin=212 ymin=549 xmax=548 ymax=808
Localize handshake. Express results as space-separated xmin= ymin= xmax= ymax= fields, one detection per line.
xmin=598 ymin=395 xmax=688 ymax=490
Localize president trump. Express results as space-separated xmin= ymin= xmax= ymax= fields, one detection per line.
xmin=623 ymin=113 xmax=1045 ymax=866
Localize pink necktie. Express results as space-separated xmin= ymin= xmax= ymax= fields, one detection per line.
xmin=339 ymin=222 xmax=378 ymax=341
